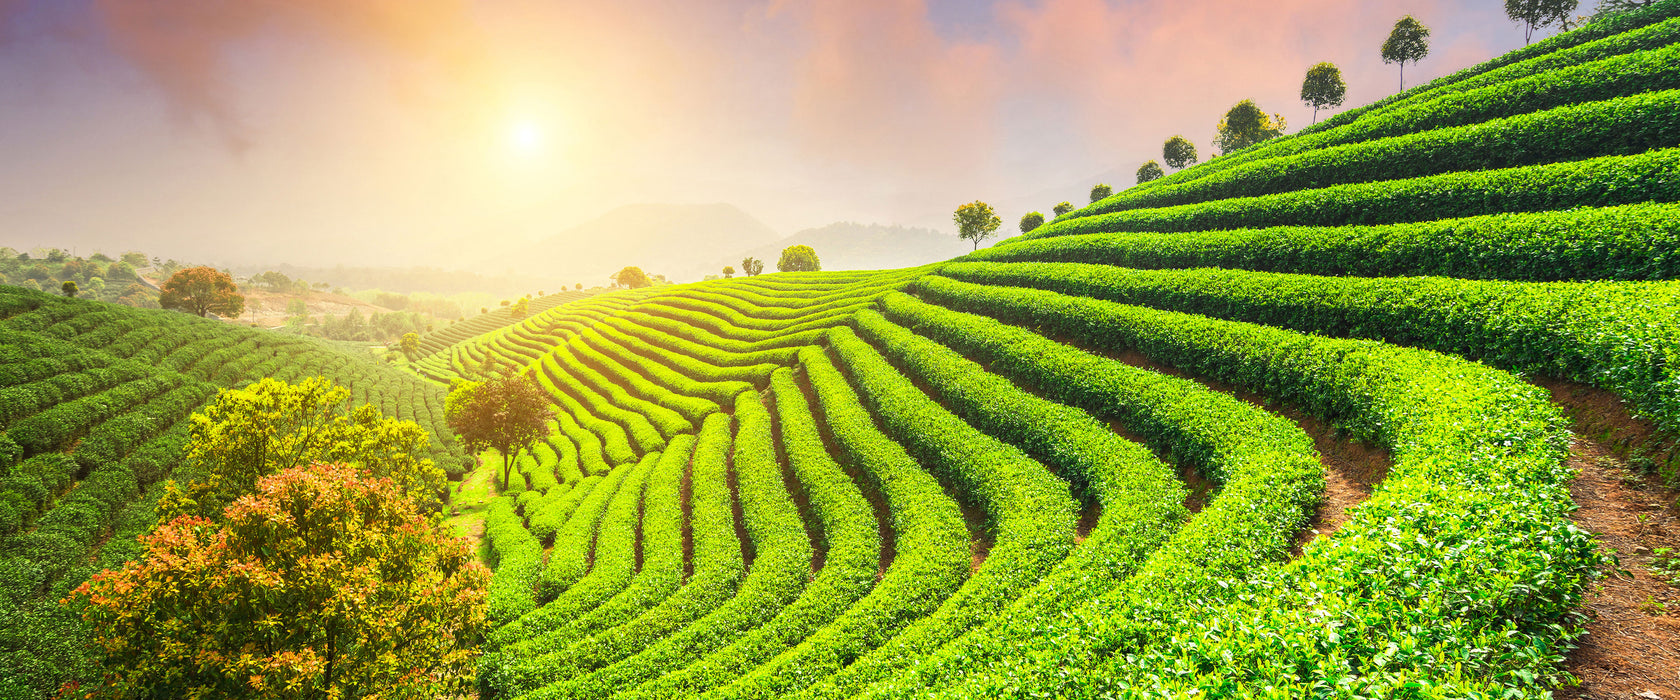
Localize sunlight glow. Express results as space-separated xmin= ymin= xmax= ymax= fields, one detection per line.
xmin=510 ymin=121 xmax=544 ymax=156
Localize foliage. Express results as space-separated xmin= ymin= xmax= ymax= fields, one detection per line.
xmin=162 ymin=377 xmax=448 ymax=518
xmin=400 ymin=331 xmax=420 ymax=359
xmin=68 ymin=462 xmax=489 ymax=699
xmin=446 ymin=373 xmax=555 ymax=489
xmin=511 ymin=297 xmax=530 ymax=319
xmin=1088 ymin=183 xmax=1112 ymax=203
xmin=1018 ymin=211 xmax=1044 ymax=234
xmin=776 ymin=245 xmax=822 ymax=272
xmin=1381 ymin=14 xmax=1432 ymax=89
xmin=741 ymin=257 xmax=765 ymax=276
xmin=1052 ymin=201 xmax=1074 ymax=218
xmin=1299 ymin=61 xmax=1347 ymax=123
xmin=611 ymin=266 xmax=652 ymax=289
xmin=722 ymin=265 xmax=735 ymax=278
xmin=1162 ymin=136 xmax=1198 ymax=170
xmin=1136 ymin=160 xmax=1164 ymax=183
xmin=1214 ymin=99 xmax=1287 ymax=153
xmin=59 ymin=280 xmax=77 ymax=298
xmin=952 ymin=200 xmax=1003 ymax=251
xmin=1508 ymin=0 xmax=1580 ymax=43
xmin=158 ymin=266 xmax=245 ymax=318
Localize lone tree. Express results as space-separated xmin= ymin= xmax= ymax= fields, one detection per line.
xmin=953 ymin=201 xmax=1003 ymax=251
xmin=777 ymin=245 xmax=821 ymax=272
xmin=1136 ymin=160 xmax=1165 ymax=184
xmin=611 ymin=266 xmax=652 ymax=289
xmin=1215 ymin=100 xmax=1288 ymax=154
xmin=60 ymin=280 xmax=78 ymax=298
xmin=741 ymin=257 xmax=765 ymax=277
xmin=1089 ymin=183 xmax=1113 ymax=203
xmin=511 ymin=297 xmax=530 ymax=319
xmin=1300 ymin=62 xmax=1347 ymax=124
xmin=159 ymin=266 xmax=245 ymax=318
xmin=1506 ymin=0 xmax=1578 ymax=44
xmin=723 ymin=265 xmax=735 ymax=279
xmin=446 ymin=373 xmax=554 ymax=489
xmin=1163 ymin=136 xmax=1198 ymax=170
xmin=1381 ymin=15 xmax=1431 ymax=91
xmin=1052 ymin=201 xmax=1075 ymax=218
xmin=1019 ymin=211 xmax=1045 ymax=234
xmin=400 ymin=331 xmax=420 ymax=360
xmin=70 ymin=462 xmax=489 ymax=699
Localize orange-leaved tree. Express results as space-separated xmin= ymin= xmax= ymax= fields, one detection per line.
xmin=67 ymin=462 xmax=489 ymax=699
xmin=158 ymin=266 xmax=245 ymax=318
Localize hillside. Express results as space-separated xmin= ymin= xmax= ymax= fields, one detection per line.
xmin=722 ymin=222 xmax=972 ymax=274
xmin=476 ymin=204 xmax=782 ymax=285
xmin=408 ymin=7 xmax=1680 ymax=698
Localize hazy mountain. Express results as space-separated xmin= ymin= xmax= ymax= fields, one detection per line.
xmin=476 ymin=203 xmax=782 ymax=285
xmin=726 ymin=222 xmax=974 ymax=275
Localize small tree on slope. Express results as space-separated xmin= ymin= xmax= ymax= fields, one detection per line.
xmin=1381 ymin=15 xmax=1431 ymax=91
xmin=447 ymin=373 xmax=554 ymax=490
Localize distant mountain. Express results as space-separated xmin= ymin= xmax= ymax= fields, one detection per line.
xmin=726 ymin=222 xmax=973 ymax=275
xmin=476 ymin=203 xmax=782 ymax=285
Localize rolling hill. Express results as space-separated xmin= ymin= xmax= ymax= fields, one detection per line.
xmin=721 ymin=222 xmax=973 ymax=275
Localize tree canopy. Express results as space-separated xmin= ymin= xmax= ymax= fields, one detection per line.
xmin=777 ymin=245 xmax=821 ymax=272
xmin=400 ymin=332 xmax=420 ymax=359
xmin=611 ymin=266 xmax=652 ymax=289
xmin=1215 ymin=100 xmax=1288 ymax=154
xmin=1381 ymin=15 xmax=1431 ymax=90
xmin=953 ymin=201 xmax=1003 ymax=251
xmin=1019 ymin=211 xmax=1045 ymax=234
xmin=1300 ymin=62 xmax=1348 ymax=124
xmin=1089 ymin=184 xmax=1113 ymax=203
xmin=60 ymin=280 xmax=77 ymax=298
xmin=741 ymin=257 xmax=764 ymax=277
xmin=1506 ymin=0 xmax=1578 ymax=44
xmin=1163 ymin=136 xmax=1198 ymax=170
xmin=1052 ymin=201 xmax=1075 ymax=218
xmin=159 ymin=266 xmax=245 ymax=318
xmin=70 ymin=462 xmax=489 ymax=699
xmin=722 ymin=266 xmax=735 ymax=278
xmin=446 ymin=374 xmax=555 ymax=489
xmin=1136 ymin=160 xmax=1165 ymax=184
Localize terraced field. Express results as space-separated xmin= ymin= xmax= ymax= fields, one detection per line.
xmin=434 ymin=8 xmax=1680 ymax=699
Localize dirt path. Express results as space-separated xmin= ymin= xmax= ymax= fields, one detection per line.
xmin=1541 ymin=381 xmax=1680 ymax=699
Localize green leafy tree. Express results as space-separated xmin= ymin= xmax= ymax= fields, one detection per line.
xmin=1089 ymin=184 xmax=1113 ymax=203
xmin=741 ymin=257 xmax=765 ymax=277
xmin=723 ymin=265 xmax=735 ymax=279
xmin=1595 ymin=0 xmax=1656 ymax=18
xmin=1019 ymin=211 xmax=1045 ymax=234
xmin=1163 ymin=136 xmax=1198 ymax=170
xmin=953 ymin=201 xmax=1003 ymax=251
xmin=158 ymin=266 xmax=245 ymax=318
xmin=69 ymin=462 xmax=489 ymax=699
xmin=1052 ymin=201 xmax=1075 ymax=218
xmin=1381 ymin=14 xmax=1431 ymax=90
xmin=1507 ymin=0 xmax=1578 ymax=43
xmin=446 ymin=374 xmax=555 ymax=489
xmin=120 ymin=251 xmax=148 ymax=267
xmin=611 ymin=266 xmax=652 ymax=289
xmin=776 ymin=245 xmax=821 ymax=272
xmin=1215 ymin=100 xmax=1288 ymax=153
xmin=400 ymin=332 xmax=420 ymax=360
xmin=1136 ymin=160 xmax=1165 ymax=183
xmin=511 ymin=297 xmax=530 ymax=319
xmin=1300 ymin=62 xmax=1348 ymax=124
xmin=160 ymin=377 xmax=447 ymax=519
xmin=60 ymin=280 xmax=77 ymax=298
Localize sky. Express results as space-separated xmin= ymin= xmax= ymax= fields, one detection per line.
xmin=0 ymin=0 xmax=1562 ymax=270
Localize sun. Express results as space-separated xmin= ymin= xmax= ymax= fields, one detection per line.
xmin=509 ymin=121 xmax=544 ymax=156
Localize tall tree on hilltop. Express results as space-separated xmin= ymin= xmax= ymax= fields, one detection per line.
xmin=1136 ymin=160 xmax=1165 ymax=184
xmin=1052 ymin=201 xmax=1075 ymax=218
xmin=1381 ymin=15 xmax=1431 ymax=91
xmin=953 ymin=201 xmax=1003 ymax=251
xmin=159 ymin=266 xmax=245 ymax=318
xmin=1506 ymin=0 xmax=1578 ymax=44
xmin=740 ymin=257 xmax=764 ymax=276
xmin=777 ymin=245 xmax=822 ymax=272
xmin=446 ymin=374 xmax=554 ymax=490
xmin=1019 ymin=211 xmax=1045 ymax=234
xmin=611 ymin=266 xmax=652 ymax=289
xmin=1163 ymin=135 xmax=1198 ymax=170
xmin=1215 ymin=100 xmax=1288 ymax=154
xmin=1089 ymin=183 xmax=1113 ymax=203
xmin=1300 ymin=62 xmax=1347 ymax=124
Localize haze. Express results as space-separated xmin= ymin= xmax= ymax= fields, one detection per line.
xmin=0 ymin=0 xmax=1543 ymax=272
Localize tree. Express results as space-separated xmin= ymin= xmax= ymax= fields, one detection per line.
xmin=510 ymin=297 xmax=530 ymax=319
xmin=120 ymin=251 xmax=148 ymax=267
xmin=1595 ymin=0 xmax=1656 ymax=19
xmin=1089 ymin=184 xmax=1113 ymax=203
xmin=741 ymin=257 xmax=765 ymax=277
xmin=1381 ymin=14 xmax=1431 ymax=91
xmin=1019 ymin=211 xmax=1045 ymax=234
xmin=1507 ymin=0 xmax=1578 ymax=43
xmin=1136 ymin=160 xmax=1165 ymax=183
xmin=611 ymin=266 xmax=652 ymax=289
xmin=69 ymin=462 xmax=489 ymax=699
xmin=723 ymin=266 xmax=735 ymax=279
xmin=1300 ymin=62 xmax=1347 ymax=124
xmin=1163 ymin=136 xmax=1198 ymax=170
xmin=953 ymin=201 xmax=1003 ymax=251
xmin=777 ymin=245 xmax=821 ymax=272
xmin=1052 ymin=201 xmax=1075 ymax=218
xmin=161 ymin=377 xmax=447 ymax=519
xmin=159 ymin=266 xmax=245 ymax=318
xmin=60 ymin=280 xmax=78 ymax=298
xmin=446 ymin=374 xmax=554 ymax=489
xmin=286 ymin=298 xmax=308 ymax=316
xmin=1215 ymin=100 xmax=1288 ymax=153
xmin=400 ymin=332 xmax=420 ymax=360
